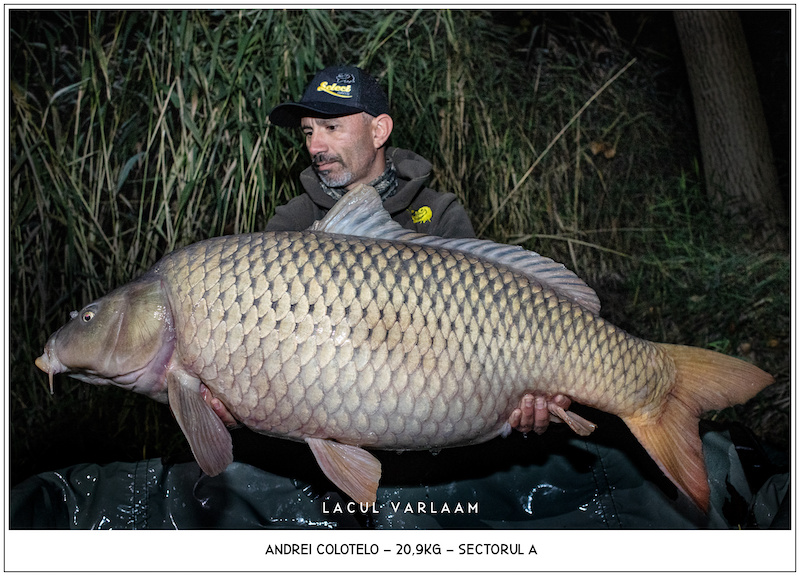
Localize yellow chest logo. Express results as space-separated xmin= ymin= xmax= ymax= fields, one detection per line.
xmin=410 ymin=206 xmax=433 ymax=224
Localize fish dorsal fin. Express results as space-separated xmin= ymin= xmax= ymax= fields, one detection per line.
xmin=311 ymin=184 xmax=601 ymax=314
xmin=306 ymin=438 xmax=382 ymax=504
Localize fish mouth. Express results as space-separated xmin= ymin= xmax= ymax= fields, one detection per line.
xmin=35 ymin=346 xmax=65 ymax=395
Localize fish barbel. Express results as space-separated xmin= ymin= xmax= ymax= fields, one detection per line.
xmin=35 ymin=185 xmax=773 ymax=510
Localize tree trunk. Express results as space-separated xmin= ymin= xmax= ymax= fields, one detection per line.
xmin=674 ymin=10 xmax=787 ymax=250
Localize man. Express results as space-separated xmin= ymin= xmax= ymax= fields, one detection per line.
xmin=204 ymin=65 xmax=571 ymax=436
xmin=265 ymin=65 xmax=475 ymax=238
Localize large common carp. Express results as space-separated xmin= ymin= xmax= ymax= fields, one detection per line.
xmin=35 ymin=185 xmax=772 ymax=510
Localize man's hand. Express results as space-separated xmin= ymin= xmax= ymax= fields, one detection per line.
xmin=508 ymin=393 xmax=572 ymax=435
xmin=201 ymin=384 xmax=239 ymax=428
xmin=508 ymin=393 xmax=598 ymax=437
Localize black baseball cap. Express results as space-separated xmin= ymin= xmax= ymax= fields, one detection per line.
xmin=269 ymin=65 xmax=390 ymax=127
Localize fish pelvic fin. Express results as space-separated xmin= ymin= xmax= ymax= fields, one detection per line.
xmin=549 ymin=404 xmax=598 ymax=436
xmin=167 ymin=371 xmax=233 ymax=477
xmin=623 ymin=343 xmax=774 ymax=512
xmin=306 ymin=438 xmax=382 ymax=504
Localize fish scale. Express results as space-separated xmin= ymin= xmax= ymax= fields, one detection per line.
xmin=35 ymin=184 xmax=773 ymax=509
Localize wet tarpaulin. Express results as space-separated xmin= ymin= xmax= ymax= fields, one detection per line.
xmin=10 ymin=416 xmax=789 ymax=530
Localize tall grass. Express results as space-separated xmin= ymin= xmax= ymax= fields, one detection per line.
xmin=9 ymin=10 xmax=789 ymax=484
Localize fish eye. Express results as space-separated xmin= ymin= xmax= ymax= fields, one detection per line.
xmin=82 ymin=310 xmax=95 ymax=322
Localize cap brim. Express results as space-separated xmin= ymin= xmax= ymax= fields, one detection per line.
xmin=269 ymin=102 xmax=366 ymax=127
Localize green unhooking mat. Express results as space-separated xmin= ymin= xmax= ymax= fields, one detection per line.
xmin=10 ymin=416 xmax=789 ymax=529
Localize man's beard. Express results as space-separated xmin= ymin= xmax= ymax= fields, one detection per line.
xmin=313 ymin=154 xmax=352 ymax=188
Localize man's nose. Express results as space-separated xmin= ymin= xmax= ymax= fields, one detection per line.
xmin=306 ymin=130 xmax=327 ymax=156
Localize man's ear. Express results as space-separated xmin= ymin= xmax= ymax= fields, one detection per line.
xmin=372 ymin=113 xmax=393 ymax=149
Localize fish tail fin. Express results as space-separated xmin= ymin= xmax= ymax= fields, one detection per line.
xmin=622 ymin=343 xmax=773 ymax=512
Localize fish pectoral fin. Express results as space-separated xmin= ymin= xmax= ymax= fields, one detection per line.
xmin=306 ymin=438 xmax=381 ymax=504
xmin=167 ymin=372 xmax=233 ymax=477
xmin=549 ymin=404 xmax=598 ymax=436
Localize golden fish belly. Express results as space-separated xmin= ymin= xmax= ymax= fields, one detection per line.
xmin=158 ymin=231 xmax=673 ymax=450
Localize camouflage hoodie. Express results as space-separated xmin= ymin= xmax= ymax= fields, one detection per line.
xmin=265 ymin=147 xmax=476 ymax=238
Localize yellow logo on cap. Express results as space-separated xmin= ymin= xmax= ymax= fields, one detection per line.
xmin=317 ymin=81 xmax=353 ymax=99
xmin=410 ymin=206 xmax=433 ymax=224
